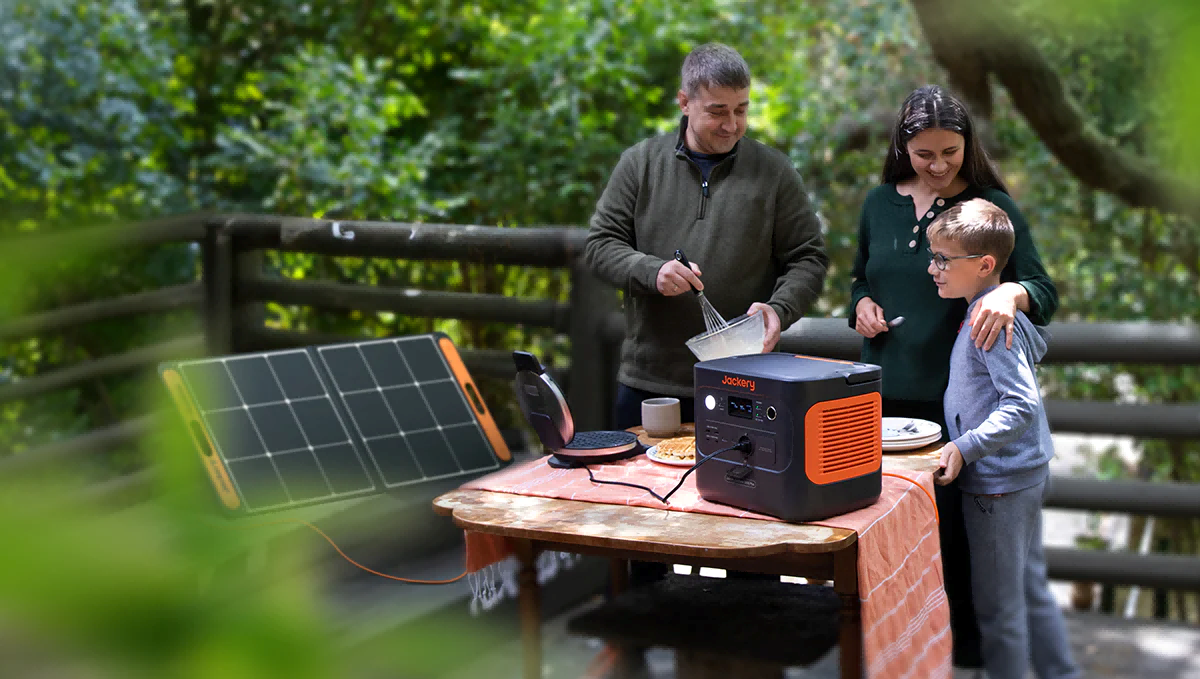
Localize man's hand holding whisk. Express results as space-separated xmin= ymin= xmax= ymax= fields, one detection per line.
xmin=657 ymin=259 xmax=703 ymax=296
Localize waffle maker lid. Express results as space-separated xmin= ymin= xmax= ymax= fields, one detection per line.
xmin=513 ymin=351 xmax=642 ymax=467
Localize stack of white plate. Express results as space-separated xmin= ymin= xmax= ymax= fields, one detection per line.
xmin=881 ymin=417 xmax=943 ymax=452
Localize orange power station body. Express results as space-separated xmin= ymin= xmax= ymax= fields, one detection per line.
xmin=693 ymin=353 xmax=883 ymax=522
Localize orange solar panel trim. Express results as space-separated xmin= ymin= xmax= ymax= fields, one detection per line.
xmin=804 ymin=392 xmax=882 ymax=485
xmin=437 ymin=336 xmax=512 ymax=462
xmin=162 ymin=368 xmax=242 ymax=509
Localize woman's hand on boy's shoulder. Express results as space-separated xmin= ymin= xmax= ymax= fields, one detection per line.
xmin=934 ymin=442 xmax=964 ymax=486
xmin=971 ymin=285 xmax=1022 ymax=350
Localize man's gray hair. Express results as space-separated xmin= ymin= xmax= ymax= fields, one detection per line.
xmin=681 ymin=43 xmax=751 ymax=96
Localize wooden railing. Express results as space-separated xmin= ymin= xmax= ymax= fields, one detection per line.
xmin=2 ymin=214 xmax=1198 ymax=598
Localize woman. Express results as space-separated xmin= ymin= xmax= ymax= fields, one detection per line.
xmin=848 ymin=85 xmax=1059 ymax=670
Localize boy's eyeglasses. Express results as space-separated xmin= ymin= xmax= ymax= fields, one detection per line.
xmin=928 ymin=248 xmax=985 ymax=271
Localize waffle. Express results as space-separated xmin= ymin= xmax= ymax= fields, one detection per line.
xmin=654 ymin=436 xmax=697 ymax=461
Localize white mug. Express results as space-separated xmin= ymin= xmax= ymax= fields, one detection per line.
xmin=642 ymin=397 xmax=681 ymax=438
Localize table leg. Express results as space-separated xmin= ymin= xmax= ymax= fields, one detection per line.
xmin=835 ymin=544 xmax=863 ymax=679
xmin=605 ymin=558 xmax=636 ymax=679
xmin=513 ymin=539 xmax=542 ymax=679
xmin=609 ymin=558 xmax=630 ymax=598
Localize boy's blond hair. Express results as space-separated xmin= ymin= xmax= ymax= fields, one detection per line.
xmin=927 ymin=198 xmax=1015 ymax=271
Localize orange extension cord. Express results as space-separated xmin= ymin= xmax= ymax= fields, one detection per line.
xmin=234 ymin=518 xmax=468 ymax=584
xmin=882 ymin=472 xmax=940 ymax=524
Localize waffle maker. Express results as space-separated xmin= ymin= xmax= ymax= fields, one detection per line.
xmin=693 ymin=353 xmax=883 ymax=522
xmin=513 ymin=351 xmax=645 ymax=468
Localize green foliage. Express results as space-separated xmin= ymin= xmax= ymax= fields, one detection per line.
xmin=2 ymin=0 xmax=1200 ymax=663
xmin=0 ymin=0 xmax=199 ymax=450
xmin=0 ymin=414 xmax=476 ymax=678
xmin=997 ymin=0 xmax=1200 ymax=495
xmin=0 ymin=0 xmax=186 ymax=224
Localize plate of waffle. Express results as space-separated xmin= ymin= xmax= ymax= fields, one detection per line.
xmin=645 ymin=436 xmax=697 ymax=467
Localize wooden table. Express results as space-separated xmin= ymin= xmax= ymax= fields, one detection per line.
xmin=432 ymin=429 xmax=941 ymax=679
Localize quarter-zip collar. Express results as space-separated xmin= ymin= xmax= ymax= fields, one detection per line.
xmin=673 ymin=116 xmax=739 ymax=220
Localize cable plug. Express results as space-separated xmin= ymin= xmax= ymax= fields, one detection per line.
xmin=734 ymin=436 xmax=753 ymax=454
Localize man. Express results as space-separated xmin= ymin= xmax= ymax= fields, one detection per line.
xmin=585 ymin=42 xmax=829 ymax=430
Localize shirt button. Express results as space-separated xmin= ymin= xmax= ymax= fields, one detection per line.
xmin=908 ymin=239 xmax=917 ymax=248
xmin=936 ymin=199 xmax=945 ymax=206
xmin=912 ymin=225 xmax=919 ymax=233
xmin=926 ymin=211 xmax=935 ymax=218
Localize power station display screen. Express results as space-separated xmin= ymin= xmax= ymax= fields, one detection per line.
xmin=728 ymin=395 xmax=754 ymax=420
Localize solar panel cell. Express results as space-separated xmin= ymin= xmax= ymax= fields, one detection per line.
xmin=404 ymin=429 xmax=460 ymax=478
xmin=291 ymin=398 xmax=352 ymax=447
xmin=382 ymin=385 xmax=437 ymax=431
xmin=365 ymin=435 xmax=424 ymax=485
xmin=226 ymin=456 xmax=290 ymax=508
xmin=321 ymin=346 xmax=376 ymax=392
xmin=314 ymin=443 xmax=375 ymax=493
xmin=226 ymin=356 xmax=285 ymax=405
xmin=269 ymin=352 xmax=327 ymax=399
xmin=181 ymin=361 xmax=240 ymax=410
xmin=205 ymin=408 xmax=265 ymax=459
xmin=273 ymin=451 xmax=332 ymax=502
xmin=249 ymin=403 xmax=310 ymax=452
xmin=442 ymin=425 xmax=495 ymax=472
xmin=341 ymin=391 xmax=399 ymax=439
xmin=358 ymin=342 xmax=414 ymax=387
xmin=398 ymin=337 xmax=447 ymax=383
xmin=422 ymin=381 xmax=474 ymax=426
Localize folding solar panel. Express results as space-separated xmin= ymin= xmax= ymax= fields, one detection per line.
xmin=159 ymin=333 xmax=510 ymax=514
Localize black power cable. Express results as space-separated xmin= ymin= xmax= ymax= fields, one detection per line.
xmin=584 ymin=438 xmax=753 ymax=505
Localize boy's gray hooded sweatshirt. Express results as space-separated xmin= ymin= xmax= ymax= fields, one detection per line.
xmin=944 ymin=285 xmax=1054 ymax=495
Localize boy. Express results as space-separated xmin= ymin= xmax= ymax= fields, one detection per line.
xmin=926 ymin=198 xmax=1081 ymax=679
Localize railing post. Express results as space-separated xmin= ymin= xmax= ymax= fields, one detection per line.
xmin=232 ymin=230 xmax=264 ymax=354
xmin=202 ymin=222 xmax=235 ymax=356
xmin=568 ymin=259 xmax=618 ymax=432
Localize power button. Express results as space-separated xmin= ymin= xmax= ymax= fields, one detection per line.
xmin=766 ymin=406 xmax=777 ymax=421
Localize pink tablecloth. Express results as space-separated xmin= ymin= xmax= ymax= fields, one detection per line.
xmin=460 ymin=455 xmax=951 ymax=679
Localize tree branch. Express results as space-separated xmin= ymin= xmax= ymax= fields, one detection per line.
xmin=910 ymin=0 xmax=1200 ymax=221
xmin=829 ymin=108 xmax=897 ymax=155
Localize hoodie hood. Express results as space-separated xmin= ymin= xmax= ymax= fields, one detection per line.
xmin=966 ymin=287 xmax=1050 ymax=362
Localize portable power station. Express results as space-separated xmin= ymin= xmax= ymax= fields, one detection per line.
xmin=693 ymin=353 xmax=883 ymax=522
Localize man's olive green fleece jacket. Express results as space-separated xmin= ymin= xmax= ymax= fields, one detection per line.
xmin=584 ymin=119 xmax=828 ymax=398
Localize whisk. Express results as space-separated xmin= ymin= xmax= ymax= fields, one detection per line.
xmin=674 ymin=249 xmax=729 ymax=334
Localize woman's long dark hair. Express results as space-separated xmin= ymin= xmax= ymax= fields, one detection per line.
xmin=881 ymin=85 xmax=1007 ymax=193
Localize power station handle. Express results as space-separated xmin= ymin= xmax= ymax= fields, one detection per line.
xmin=840 ymin=369 xmax=880 ymax=385
xmin=673 ymin=249 xmax=701 ymax=295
